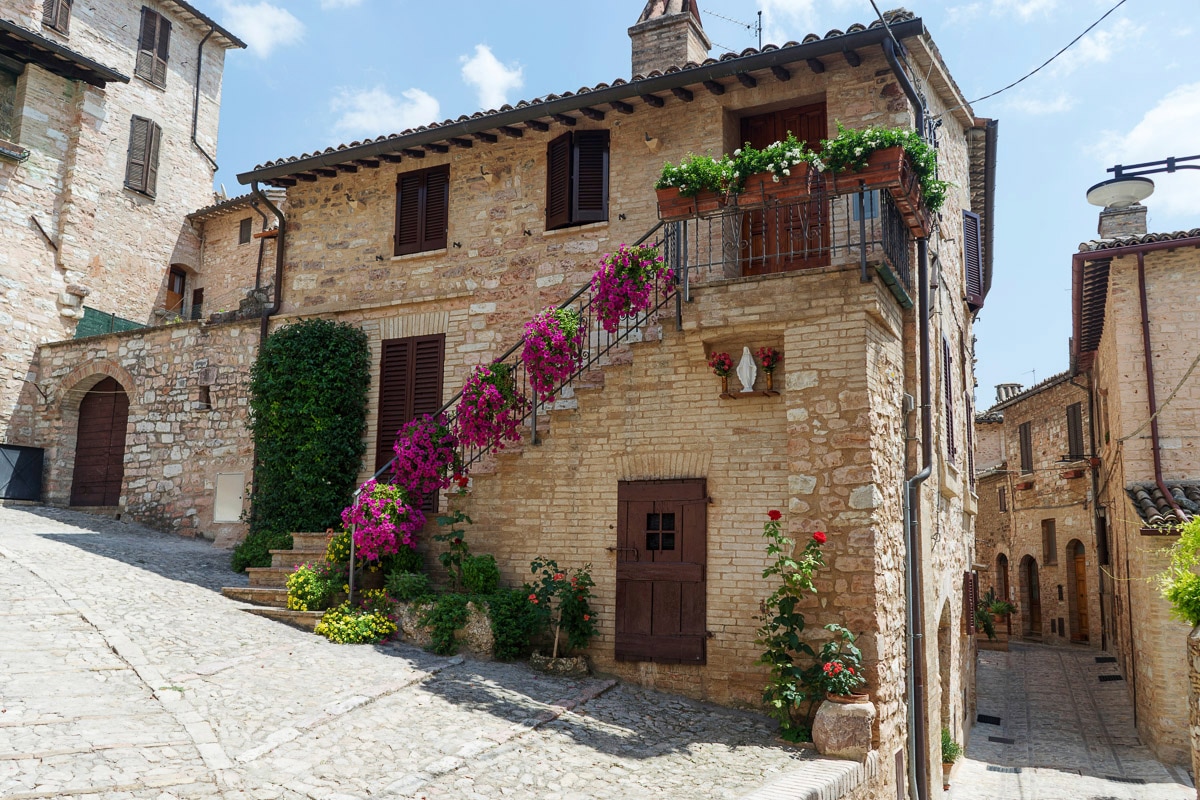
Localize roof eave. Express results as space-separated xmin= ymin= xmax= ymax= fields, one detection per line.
xmin=0 ymin=19 xmax=128 ymax=86
xmin=237 ymin=16 xmax=926 ymax=185
xmin=161 ymin=1 xmax=247 ymax=49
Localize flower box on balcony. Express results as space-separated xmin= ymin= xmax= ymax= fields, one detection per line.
xmin=739 ymin=163 xmax=814 ymax=205
xmin=657 ymin=187 xmax=726 ymax=220
xmin=829 ymin=146 xmax=931 ymax=237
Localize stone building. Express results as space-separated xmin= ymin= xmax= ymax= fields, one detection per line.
xmin=1071 ymin=200 xmax=1200 ymax=765
xmin=12 ymin=5 xmax=996 ymax=797
xmin=0 ymin=0 xmax=244 ymax=441
xmin=973 ymin=374 xmax=1100 ymax=648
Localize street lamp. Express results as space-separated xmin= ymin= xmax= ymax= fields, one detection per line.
xmin=1087 ymin=154 xmax=1200 ymax=207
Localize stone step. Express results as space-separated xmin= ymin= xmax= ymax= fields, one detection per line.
xmin=270 ymin=548 xmax=327 ymax=569
xmin=221 ymin=586 xmax=288 ymax=608
xmin=241 ymin=607 xmax=323 ymax=632
xmin=291 ymin=532 xmax=333 ymax=551
xmin=245 ymin=566 xmax=294 ymax=588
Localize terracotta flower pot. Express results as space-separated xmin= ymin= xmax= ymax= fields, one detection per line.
xmin=656 ymin=187 xmax=696 ymax=221
xmin=824 ymin=691 xmax=871 ymax=704
xmin=942 ymin=761 xmax=953 ymax=790
xmin=763 ymin=162 xmax=813 ymax=202
xmin=693 ymin=188 xmax=726 ymax=215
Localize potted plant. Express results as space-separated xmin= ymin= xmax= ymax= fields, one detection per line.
xmin=340 ymin=479 xmax=426 ymax=588
xmin=817 ymin=624 xmax=867 ymax=703
xmin=736 ymin=133 xmax=813 ymax=202
xmin=941 ymin=727 xmax=963 ymax=789
xmin=708 ymin=351 xmax=734 ymax=395
xmin=522 ymin=307 xmax=583 ymax=403
xmin=453 ymin=362 xmax=528 ymax=451
xmin=590 ymin=243 xmax=672 ymax=335
xmin=811 ymin=623 xmax=876 ymax=760
xmin=526 ymin=558 xmax=597 ymax=677
xmin=391 ymin=413 xmax=460 ymax=502
xmin=655 ymin=153 xmax=734 ymax=219
xmin=976 ymin=588 xmax=1015 ymax=650
xmin=755 ymin=346 xmax=781 ymax=392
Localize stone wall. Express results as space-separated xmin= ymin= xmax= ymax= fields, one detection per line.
xmin=190 ymin=198 xmax=280 ymax=322
xmin=1 ymin=0 xmax=232 ymax=437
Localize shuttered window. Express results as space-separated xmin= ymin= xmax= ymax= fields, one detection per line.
xmin=124 ymin=115 xmax=162 ymax=197
xmin=0 ymin=65 xmax=16 ymax=142
xmin=998 ymin=486 xmax=1007 ymax=513
xmin=375 ymin=335 xmax=445 ymax=473
xmin=964 ymin=571 xmax=979 ymax=635
xmin=239 ymin=217 xmax=253 ymax=245
xmin=546 ymin=130 xmax=609 ymax=230
xmin=942 ymin=336 xmax=956 ymax=461
xmin=1018 ymin=421 xmax=1033 ymax=474
xmin=965 ymin=394 xmax=975 ymax=488
xmin=1042 ymin=519 xmax=1057 ymax=565
xmin=1066 ymin=402 xmax=1085 ymax=461
xmin=964 ymin=210 xmax=984 ymax=310
xmin=42 ymin=0 xmax=72 ymax=35
xmin=135 ymin=7 xmax=171 ymax=87
xmin=394 ymin=165 xmax=449 ymax=256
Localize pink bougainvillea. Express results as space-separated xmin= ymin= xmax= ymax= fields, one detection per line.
xmin=391 ymin=413 xmax=460 ymax=501
xmin=522 ymin=307 xmax=583 ymax=403
xmin=340 ymin=479 xmax=425 ymax=561
xmin=590 ymin=244 xmax=673 ymax=335
xmin=453 ymin=363 xmax=528 ymax=451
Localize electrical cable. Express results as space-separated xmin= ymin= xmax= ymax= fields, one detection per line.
xmin=1117 ymin=345 xmax=1200 ymax=444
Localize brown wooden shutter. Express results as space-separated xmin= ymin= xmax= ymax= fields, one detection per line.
xmin=421 ymin=167 xmax=449 ymax=252
xmin=545 ymin=132 xmax=572 ymax=230
xmin=964 ymin=570 xmax=978 ymax=635
xmin=125 ymin=116 xmax=150 ymax=191
xmin=1019 ymin=421 xmax=1033 ymax=474
xmin=375 ymin=335 xmax=444 ymax=472
xmin=153 ymin=15 xmax=171 ymax=87
xmin=965 ymin=394 xmax=975 ymax=488
xmin=964 ymin=210 xmax=984 ymax=309
xmin=1066 ymin=402 xmax=1084 ymax=460
xmin=145 ymin=121 xmax=162 ymax=197
xmin=135 ymin=8 xmax=156 ymax=81
xmin=572 ymin=130 xmax=609 ymax=223
xmin=394 ymin=172 xmax=422 ymax=255
xmin=44 ymin=0 xmax=71 ymax=33
xmin=943 ymin=336 xmax=956 ymax=461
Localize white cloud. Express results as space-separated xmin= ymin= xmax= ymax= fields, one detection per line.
xmin=320 ymin=0 xmax=362 ymax=7
xmin=758 ymin=0 xmax=857 ymax=47
xmin=460 ymin=45 xmax=523 ymax=111
xmin=1049 ymin=24 xmax=1143 ymax=77
xmin=1090 ymin=82 xmax=1200 ymax=222
xmin=218 ymin=2 xmax=304 ymax=58
xmin=331 ymin=86 xmax=440 ymax=138
xmin=1002 ymin=92 xmax=1076 ymax=115
xmin=991 ymin=0 xmax=1056 ymax=21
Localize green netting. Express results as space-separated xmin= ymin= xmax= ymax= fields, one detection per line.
xmin=74 ymin=307 xmax=145 ymax=339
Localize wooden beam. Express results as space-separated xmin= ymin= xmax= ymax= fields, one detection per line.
xmin=702 ymin=79 xmax=725 ymax=95
xmin=610 ymin=100 xmax=634 ymax=114
xmin=525 ymin=119 xmax=550 ymax=132
xmin=472 ymin=131 xmax=498 ymax=143
xmin=736 ymin=72 xmax=757 ymax=89
xmin=295 ymin=173 xmax=317 ymax=182
xmin=640 ymin=93 xmax=665 ymax=107
xmin=314 ymin=167 xmax=339 ymax=177
xmin=843 ymin=48 xmax=861 ymax=67
xmin=356 ymin=158 xmax=381 ymax=169
xmin=671 ymin=86 xmax=694 ymax=102
xmin=498 ymin=126 xmax=524 ymax=138
xmin=425 ymin=143 xmax=449 ymax=153
xmin=379 ymin=153 xmax=404 ymax=163
xmin=336 ymin=163 xmax=358 ymax=173
xmin=579 ymin=106 xmax=605 ymax=121
xmin=806 ymin=58 xmax=825 ymax=74
xmin=448 ymin=137 xmax=473 ymax=148
xmin=552 ymin=113 xmax=577 ymax=126
xmin=401 ymin=148 xmax=426 ymax=158
xmin=771 ymin=65 xmax=792 ymax=81
xmin=273 ymin=178 xmax=297 ymax=187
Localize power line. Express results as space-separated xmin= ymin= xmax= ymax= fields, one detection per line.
xmin=937 ymin=0 xmax=1132 ymax=117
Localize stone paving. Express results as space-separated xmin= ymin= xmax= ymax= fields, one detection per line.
xmin=950 ymin=641 xmax=1194 ymax=799
xmin=0 ymin=505 xmax=870 ymax=800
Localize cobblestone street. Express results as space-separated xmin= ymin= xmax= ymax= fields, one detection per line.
xmin=951 ymin=642 xmax=1194 ymax=799
xmin=0 ymin=505 xmax=869 ymax=800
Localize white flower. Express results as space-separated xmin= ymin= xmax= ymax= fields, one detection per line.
xmin=855 ymin=147 xmax=863 ymax=156
xmin=772 ymin=175 xmax=780 ymax=183
xmin=782 ymin=168 xmax=791 ymax=177
xmin=734 ymin=148 xmax=741 ymax=157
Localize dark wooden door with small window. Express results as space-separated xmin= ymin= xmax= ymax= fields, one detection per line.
xmin=615 ymin=479 xmax=707 ymax=663
xmin=739 ymin=103 xmax=828 ymax=275
xmin=70 ymin=378 xmax=128 ymax=507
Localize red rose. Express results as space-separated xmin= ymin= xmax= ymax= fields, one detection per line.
xmin=768 ymin=510 xmax=782 ymax=521
xmin=553 ymin=573 xmax=565 ymax=581
xmin=813 ymin=531 xmax=827 ymax=544
xmin=583 ymin=614 xmax=590 ymax=621
xmin=528 ymin=594 xmax=538 ymax=604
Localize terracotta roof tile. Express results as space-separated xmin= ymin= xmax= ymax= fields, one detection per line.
xmin=1079 ymin=228 xmax=1200 ymax=253
xmin=1127 ymin=482 xmax=1200 ymax=527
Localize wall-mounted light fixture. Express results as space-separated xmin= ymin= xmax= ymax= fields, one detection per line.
xmin=644 ymin=132 xmax=660 ymax=154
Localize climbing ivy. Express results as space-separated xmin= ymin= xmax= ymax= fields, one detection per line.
xmin=232 ymin=318 xmax=371 ymax=572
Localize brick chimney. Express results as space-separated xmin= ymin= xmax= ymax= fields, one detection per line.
xmin=1097 ymin=203 xmax=1148 ymax=239
xmin=629 ymin=0 xmax=711 ymax=77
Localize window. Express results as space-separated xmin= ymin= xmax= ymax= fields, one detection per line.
xmin=196 ymin=385 xmax=211 ymax=410
xmin=942 ymin=336 xmax=956 ymax=461
xmin=1042 ymin=519 xmax=1057 ymax=565
xmin=190 ymin=288 xmax=204 ymax=320
xmin=42 ymin=0 xmax=72 ymax=35
xmin=1018 ymin=421 xmax=1033 ymax=474
xmin=546 ymin=130 xmax=609 ymax=230
xmin=124 ymin=115 xmax=162 ymax=197
xmin=0 ymin=65 xmax=17 ymax=143
xmin=963 ymin=209 xmax=984 ymax=309
xmin=394 ymin=165 xmax=448 ymax=256
xmin=238 ymin=217 xmax=253 ymax=245
xmin=1066 ymin=402 xmax=1085 ymax=461
xmin=851 ymin=189 xmax=880 ymax=221
xmin=375 ymin=334 xmax=445 ymax=472
xmin=998 ymin=486 xmax=1007 ymax=513
xmin=165 ymin=266 xmax=186 ymax=314
xmin=135 ymin=7 xmax=171 ymax=87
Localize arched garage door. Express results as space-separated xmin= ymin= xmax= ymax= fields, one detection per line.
xmin=70 ymin=377 xmax=129 ymax=506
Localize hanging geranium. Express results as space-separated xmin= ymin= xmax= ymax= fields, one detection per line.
xmin=340 ymin=479 xmax=425 ymax=562
xmin=590 ymin=244 xmax=673 ymax=335
xmin=391 ymin=413 xmax=461 ymax=501
xmin=522 ymin=307 xmax=583 ymax=403
xmin=454 ymin=362 xmax=528 ymax=451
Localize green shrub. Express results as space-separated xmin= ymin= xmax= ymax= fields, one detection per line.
xmin=238 ymin=318 xmax=370 ymax=572
xmin=386 ymin=571 xmax=434 ymax=603
xmin=655 ymin=153 xmax=733 ymax=197
xmin=325 ymin=529 xmax=351 ymax=564
xmin=1158 ymin=518 xmax=1200 ymax=625
xmin=1165 ymin=571 xmax=1200 ymax=626
xmin=316 ymin=603 xmax=397 ymax=644
xmin=487 ymin=587 xmax=545 ymax=661
xmin=381 ymin=545 xmax=424 ymax=575
xmin=286 ymin=562 xmax=339 ymax=611
xmin=462 ymin=553 xmax=500 ymax=595
xmin=420 ymin=593 xmax=471 ymax=655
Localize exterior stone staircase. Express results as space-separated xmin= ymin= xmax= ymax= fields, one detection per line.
xmin=221 ymin=531 xmax=330 ymax=631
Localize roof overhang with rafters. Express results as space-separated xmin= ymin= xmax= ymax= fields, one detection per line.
xmin=0 ymin=18 xmax=128 ymax=87
xmin=238 ymin=13 xmax=979 ymax=187
xmin=161 ymin=1 xmax=246 ymax=49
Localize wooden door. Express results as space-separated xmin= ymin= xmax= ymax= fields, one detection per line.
xmin=165 ymin=267 xmax=186 ymax=315
xmin=739 ymin=103 xmax=829 ymax=275
xmin=1072 ymin=544 xmax=1089 ymax=642
xmin=70 ymin=378 xmax=129 ymax=506
xmin=1024 ymin=558 xmax=1042 ymax=635
xmin=615 ymin=479 xmax=707 ymax=664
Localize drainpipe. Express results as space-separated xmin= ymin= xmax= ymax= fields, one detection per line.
xmin=1136 ymin=253 xmax=1184 ymax=520
xmin=251 ymin=182 xmax=286 ymax=343
xmin=192 ymin=28 xmax=219 ymax=172
xmin=884 ymin=35 xmax=931 ymax=800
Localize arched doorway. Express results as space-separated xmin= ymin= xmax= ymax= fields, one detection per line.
xmin=1020 ymin=555 xmax=1041 ymax=637
xmin=70 ymin=377 xmax=129 ymax=506
xmin=996 ymin=553 xmax=1010 ymax=603
xmin=1066 ymin=540 xmax=1089 ymax=642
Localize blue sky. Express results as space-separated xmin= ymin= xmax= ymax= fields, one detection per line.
xmin=208 ymin=0 xmax=1200 ymax=407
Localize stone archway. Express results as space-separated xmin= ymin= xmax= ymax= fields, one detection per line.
xmin=69 ymin=377 xmax=129 ymax=506
xmin=46 ymin=362 xmax=137 ymax=507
